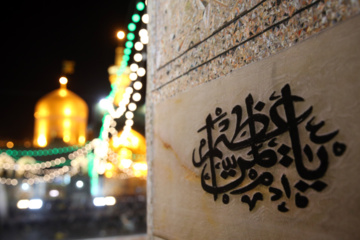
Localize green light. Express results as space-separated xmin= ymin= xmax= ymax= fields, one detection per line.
xmin=136 ymin=2 xmax=145 ymax=11
xmin=123 ymin=55 xmax=130 ymax=61
xmin=124 ymin=48 xmax=132 ymax=55
xmin=132 ymin=14 xmax=141 ymax=23
xmin=128 ymin=23 xmax=136 ymax=31
xmin=125 ymin=41 xmax=133 ymax=48
xmin=127 ymin=32 xmax=135 ymax=41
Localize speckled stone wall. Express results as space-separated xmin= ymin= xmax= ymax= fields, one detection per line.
xmin=148 ymin=0 xmax=360 ymax=101
xmin=146 ymin=0 xmax=360 ymax=239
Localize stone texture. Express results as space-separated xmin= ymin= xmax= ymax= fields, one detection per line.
xmin=149 ymin=0 xmax=360 ymax=97
xmin=146 ymin=0 xmax=360 ymax=239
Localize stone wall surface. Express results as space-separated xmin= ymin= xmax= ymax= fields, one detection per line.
xmin=146 ymin=0 xmax=360 ymax=239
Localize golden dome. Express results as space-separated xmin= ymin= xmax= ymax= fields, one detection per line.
xmin=108 ymin=128 xmax=147 ymax=178
xmin=110 ymin=128 xmax=146 ymax=156
xmin=33 ymin=79 xmax=88 ymax=147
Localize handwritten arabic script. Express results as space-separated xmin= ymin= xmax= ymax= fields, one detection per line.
xmin=192 ymin=84 xmax=346 ymax=212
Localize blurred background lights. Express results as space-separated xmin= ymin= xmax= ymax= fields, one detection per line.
xmin=119 ymin=159 xmax=132 ymax=169
xmin=124 ymin=48 xmax=132 ymax=55
xmin=133 ymin=81 xmax=143 ymax=90
xmin=127 ymin=32 xmax=135 ymax=41
xmin=99 ymin=98 xmax=112 ymax=110
xmin=29 ymin=199 xmax=43 ymax=210
xmin=105 ymin=196 xmax=116 ymax=206
xmin=125 ymin=111 xmax=134 ymax=119
xmin=116 ymin=30 xmax=125 ymax=40
xmin=142 ymin=14 xmax=149 ymax=24
xmin=93 ymin=197 xmax=106 ymax=207
xmin=0 ymin=0 xmax=149 ymax=234
xmin=6 ymin=141 xmax=14 ymax=148
xmin=125 ymin=41 xmax=133 ymax=48
xmin=134 ymin=42 xmax=143 ymax=51
xmin=140 ymin=36 xmax=149 ymax=44
xmin=59 ymin=76 xmax=68 ymax=85
xmin=128 ymin=23 xmax=136 ymax=31
xmin=128 ymin=103 xmax=137 ymax=111
xmin=136 ymin=2 xmax=145 ymax=11
xmin=130 ymin=63 xmax=139 ymax=72
xmin=125 ymin=119 xmax=134 ymax=126
xmin=21 ymin=183 xmax=29 ymax=191
xmin=129 ymin=72 xmax=138 ymax=81
xmin=106 ymin=162 xmax=114 ymax=171
xmin=132 ymin=14 xmax=140 ymax=23
xmin=132 ymin=93 xmax=141 ymax=102
xmin=37 ymin=135 xmax=47 ymax=147
xmin=49 ymin=189 xmax=60 ymax=197
xmin=17 ymin=199 xmax=30 ymax=209
xmin=134 ymin=53 xmax=143 ymax=62
xmin=76 ymin=180 xmax=84 ymax=188
xmin=93 ymin=196 xmax=116 ymax=207
xmin=125 ymin=87 xmax=134 ymax=94
xmin=139 ymin=29 xmax=148 ymax=38
xmin=137 ymin=67 xmax=146 ymax=77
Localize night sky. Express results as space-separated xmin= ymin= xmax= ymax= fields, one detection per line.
xmin=0 ymin=1 xmax=135 ymax=141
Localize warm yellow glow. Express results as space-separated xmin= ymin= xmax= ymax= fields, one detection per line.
xmin=33 ymin=83 xmax=88 ymax=147
xmin=110 ymin=129 xmax=146 ymax=157
xmin=63 ymin=120 xmax=71 ymax=128
xmin=119 ymin=148 xmax=132 ymax=159
xmin=117 ymin=30 xmax=125 ymax=40
xmin=106 ymin=162 xmax=114 ymax=171
xmin=37 ymin=135 xmax=47 ymax=147
xmin=119 ymin=159 xmax=133 ymax=169
xmin=105 ymin=171 xmax=113 ymax=178
xmin=133 ymin=162 xmax=147 ymax=171
xmin=78 ymin=136 xmax=85 ymax=144
xmin=59 ymin=89 xmax=67 ymax=97
xmin=133 ymin=163 xmax=147 ymax=178
xmin=6 ymin=141 xmax=14 ymax=148
xmin=63 ymin=134 xmax=70 ymax=143
xmin=59 ymin=77 xmax=68 ymax=85
xmin=64 ymin=108 xmax=71 ymax=116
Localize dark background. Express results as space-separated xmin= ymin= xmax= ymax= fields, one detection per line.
xmin=0 ymin=0 xmax=136 ymax=141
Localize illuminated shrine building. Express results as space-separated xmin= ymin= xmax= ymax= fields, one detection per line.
xmin=33 ymin=78 xmax=88 ymax=147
